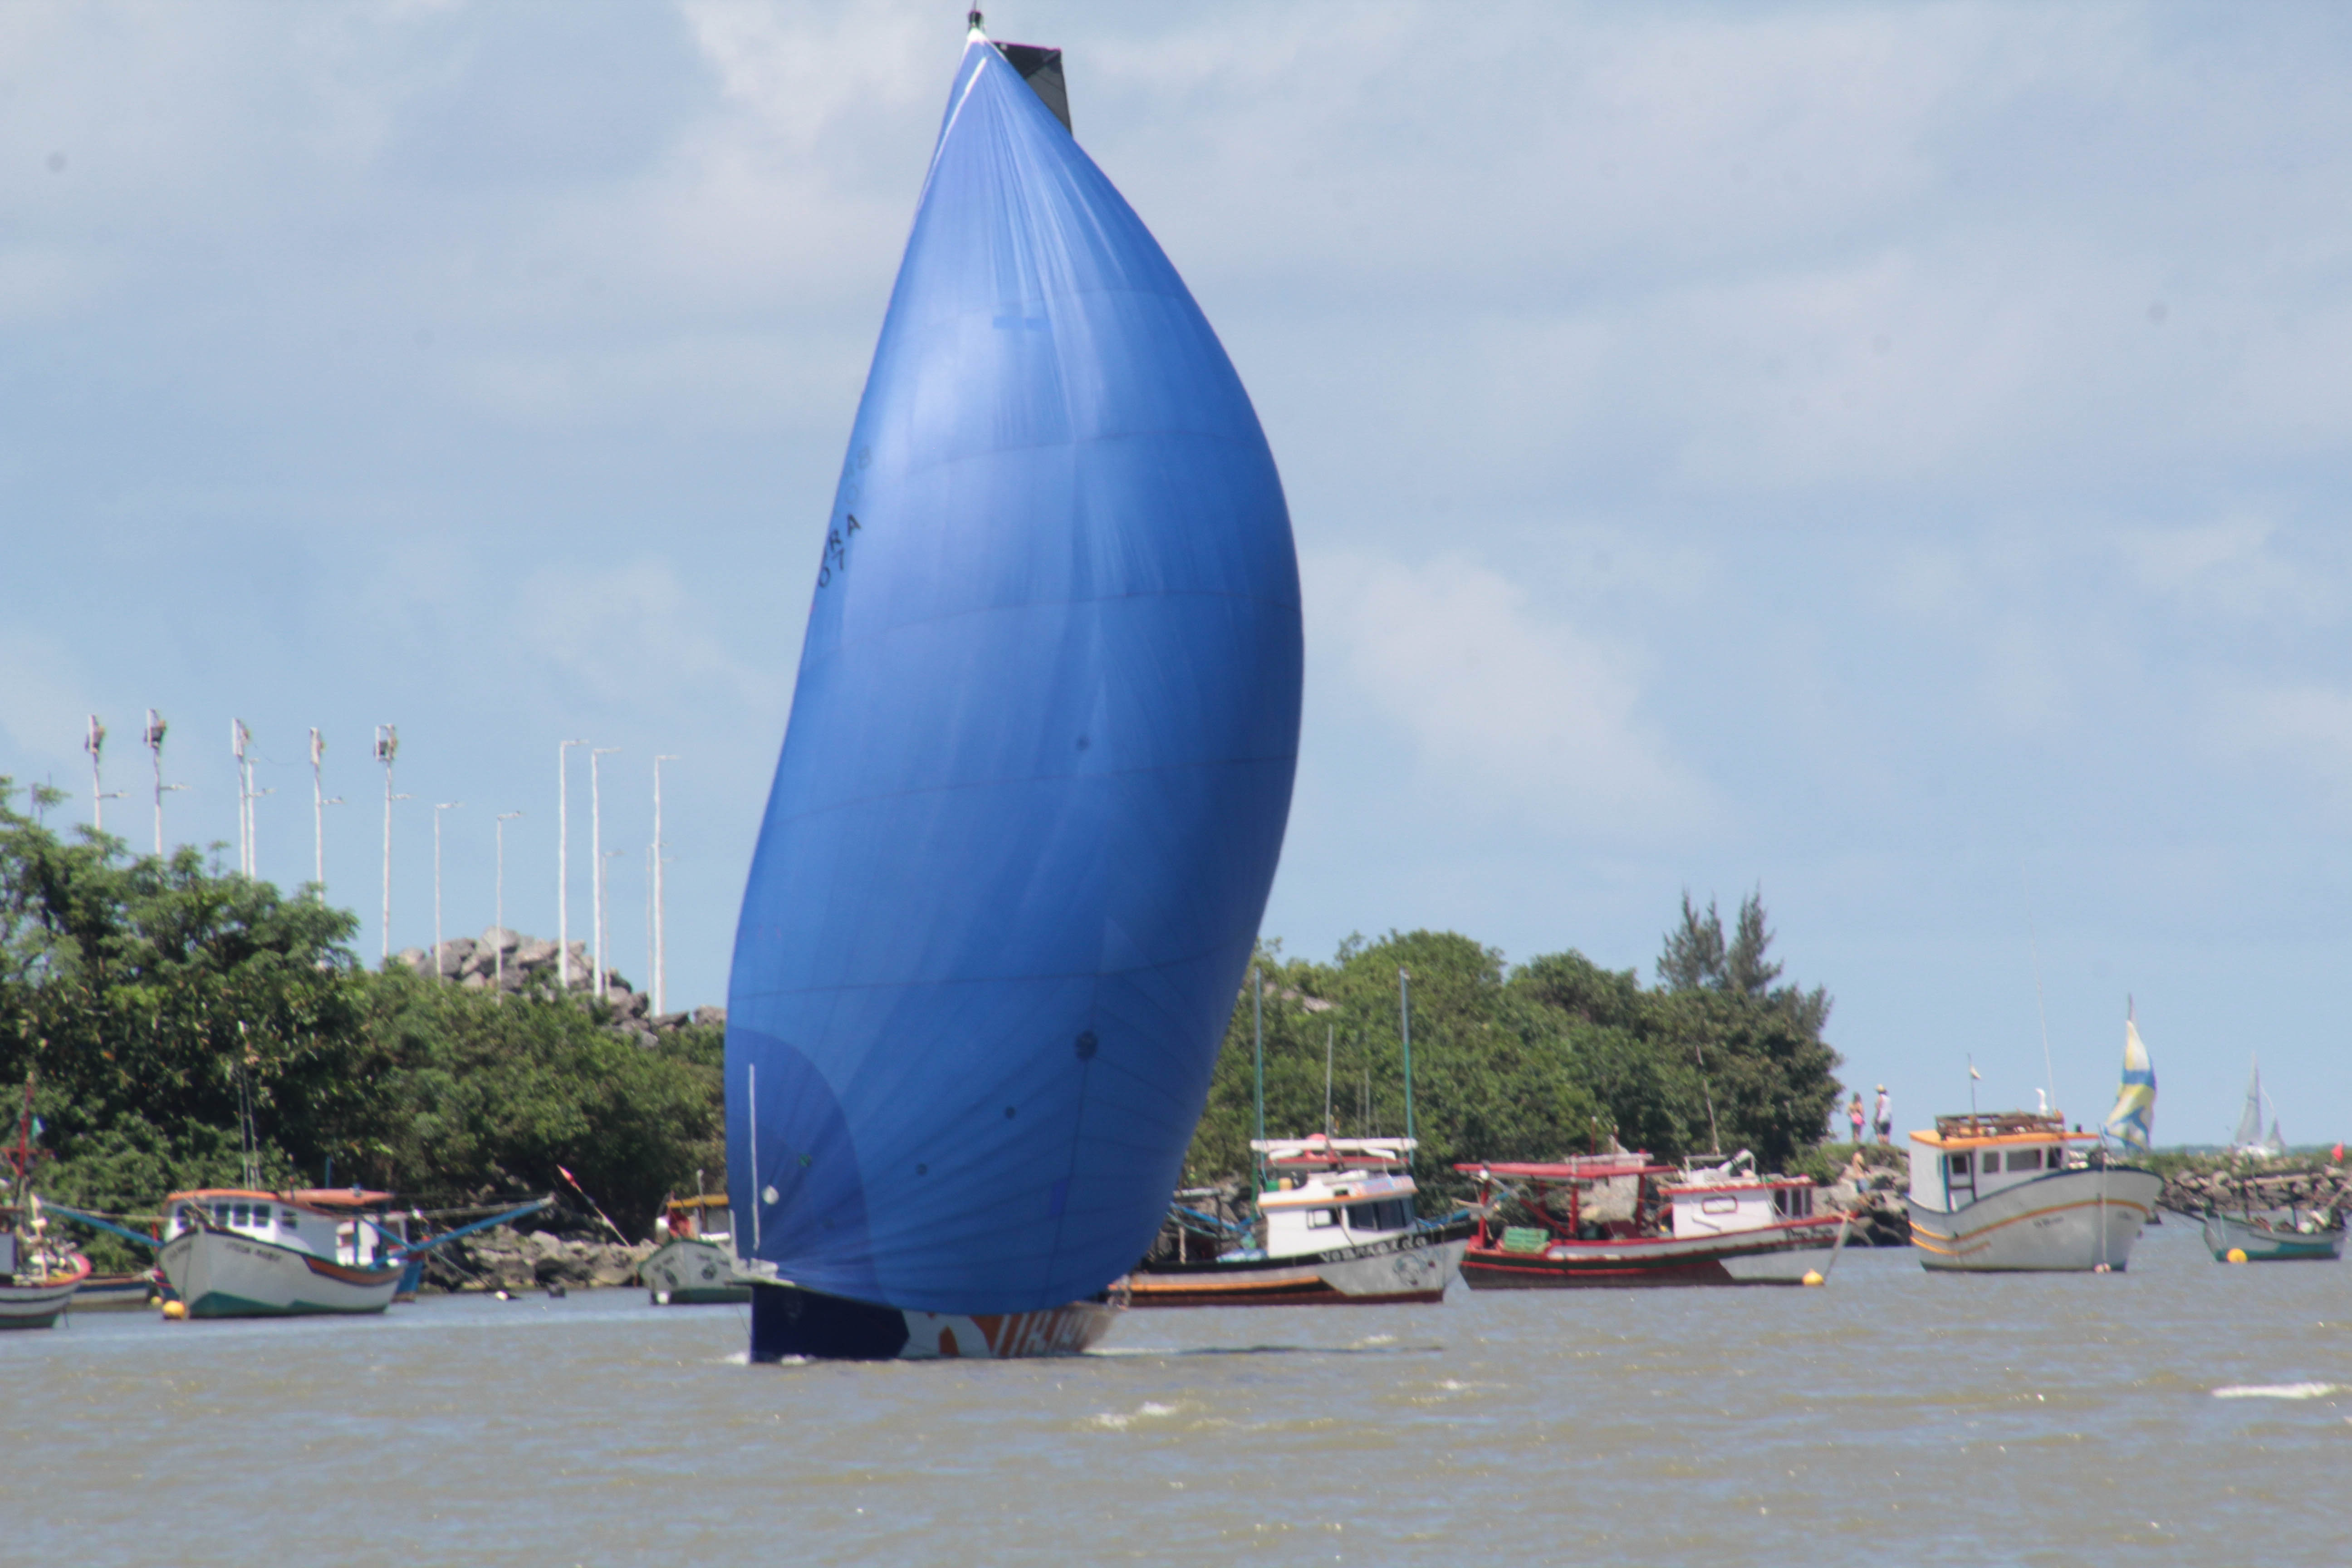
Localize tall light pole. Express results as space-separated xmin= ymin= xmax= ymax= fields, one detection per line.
xmin=309 ymin=727 xmax=344 ymax=898
xmin=375 ymin=725 xmax=402 ymax=963
xmin=601 ymin=846 xmax=624 ymax=996
xmin=590 ymin=746 xmax=619 ymax=999
xmin=495 ymin=811 xmax=524 ymax=992
xmin=143 ymin=709 xmax=185 ymax=858
xmin=231 ymin=720 xmax=250 ymax=875
xmin=432 ymin=801 xmax=463 ymax=978
xmin=652 ymin=754 xmax=677 ymax=1015
xmin=558 ymin=739 xmax=588 ymax=991
xmin=84 ymin=715 xmax=123 ymax=833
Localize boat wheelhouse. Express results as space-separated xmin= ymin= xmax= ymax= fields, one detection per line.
xmin=1124 ymin=1137 xmax=1469 ymax=1307
xmin=646 ymin=1194 xmax=750 ymax=1305
xmin=1458 ymin=1150 xmax=1848 ymax=1289
xmin=1904 ymin=1112 xmax=2160 ymax=1272
xmin=157 ymin=1188 xmax=408 ymax=1318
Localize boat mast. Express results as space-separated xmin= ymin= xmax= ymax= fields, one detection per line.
xmin=1398 ymin=967 xmax=1416 ymax=1153
xmin=1251 ymin=966 xmax=1264 ymax=1200
xmin=1323 ymin=1024 xmax=1335 ymax=1137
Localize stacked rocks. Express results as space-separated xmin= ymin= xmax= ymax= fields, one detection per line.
xmin=418 ymin=1224 xmax=657 ymax=1294
xmin=2161 ymin=1161 xmax=2349 ymax=1215
xmin=392 ymin=928 xmax=726 ymax=1048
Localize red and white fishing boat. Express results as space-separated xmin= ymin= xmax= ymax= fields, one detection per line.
xmin=0 ymin=1206 xmax=91 ymax=1329
xmin=1458 ymin=1150 xmax=1850 ymax=1288
xmin=1121 ymin=1137 xmax=1470 ymax=1307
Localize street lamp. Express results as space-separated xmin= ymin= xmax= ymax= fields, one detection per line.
xmin=590 ymin=746 xmax=619 ymax=1000
xmin=433 ymin=801 xmax=463 ymax=979
xmin=601 ymin=847 xmax=625 ymax=999
xmin=84 ymin=715 xmax=124 ymax=833
xmin=558 ymin=739 xmax=589 ymax=991
xmin=374 ymin=725 xmax=406 ymax=963
xmin=652 ymin=754 xmax=677 ymax=1016
xmin=144 ymin=709 xmax=186 ymax=858
xmin=495 ymin=811 xmax=524 ymax=992
xmin=309 ymin=728 xmax=345 ymax=899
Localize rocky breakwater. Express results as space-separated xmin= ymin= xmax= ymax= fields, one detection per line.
xmin=418 ymin=1223 xmax=659 ymax=1294
xmin=1819 ymin=1147 xmax=1912 ymax=1245
xmin=395 ymin=927 xmax=726 ymax=1049
xmin=2160 ymin=1160 xmax=2349 ymax=1218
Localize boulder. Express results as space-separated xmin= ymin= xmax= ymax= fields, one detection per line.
xmin=395 ymin=947 xmax=429 ymax=974
xmin=478 ymin=926 xmax=520 ymax=953
xmin=652 ymin=1011 xmax=690 ymax=1032
xmin=514 ymin=937 xmax=558 ymax=968
xmin=693 ymin=1005 xmax=727 ymax=1029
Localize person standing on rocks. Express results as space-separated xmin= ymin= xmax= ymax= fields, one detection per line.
xmin=1848 ymin=1092 xmax=1866 ymax=1147
xmin=1874 ymin=1085 xmax=1892 ymax=1146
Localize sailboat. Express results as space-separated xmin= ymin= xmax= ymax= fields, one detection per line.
xmin=2101 ymin=1013 xmax=2156 ymax=1150
xmin=725 ymin=19 xmax=1303 ymax=1361
xmin=2230 ymin=1056 xmax=2283 ymax=1158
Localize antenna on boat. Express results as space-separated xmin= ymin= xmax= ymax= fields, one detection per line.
xmin=2022 ymin=862 xmax=2058 ymax=1123
xmin=1250 ymin=965 xmax=1264 ymax=1202
xmin=1324 ymin=1024 xmax=1335 ymax=1137
xmin=1967 ymin=1055 xmax=1981 ymax=1120
xmin=1398 ymin=968 xmax=1416 ymax=1153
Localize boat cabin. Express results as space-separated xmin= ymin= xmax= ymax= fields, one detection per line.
xmin=1906 ymin=1114 xmax=2092 ymax=1214
xmin=656 ymin=1193 xmax=734 ymax=1245
xmin=161 ymin=1188 xmax=407 ymax=1269
xmin=1661 ymin=1154 xmax=1820 ymax=1239
xmin=1252 ymin=1137 xmax=1423 ymax=1259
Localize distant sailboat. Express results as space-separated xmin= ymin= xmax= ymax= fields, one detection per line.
xmin=725 ymin=20 xmax=1302 ymax=1361
xmin=2101 ymin=1014 xmax=2156 ymax=1150
xmin=2230 ymin=1057 xmax=2283 ymax=1159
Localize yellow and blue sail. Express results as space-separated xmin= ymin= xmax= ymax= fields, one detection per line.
xmin=725 ymin=31 xmax=1301 ymax=1316
xmin=2102 ymin=1019 xmax=2157 ymax=1149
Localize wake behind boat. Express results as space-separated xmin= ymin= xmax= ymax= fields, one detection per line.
xmin=1123 ymin=1138 xmax=1469 ymax=1307
xmin=1457 ymin=1150 xmax=1848 ymax=1288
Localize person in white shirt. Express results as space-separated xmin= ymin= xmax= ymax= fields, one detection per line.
xmin=1873 ymin=1086 xmax=1891 ymax=1145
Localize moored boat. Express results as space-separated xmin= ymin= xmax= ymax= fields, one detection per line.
xmin=157 ymin=1189 xmax=408 ymax=1318
xmin=2201 ymin=1205 xmax=2346 ymax=1263
xmin=1457 ymin=1151 xmax=1848 ymax=1288
xmin=0 ymin=1215 xmax=92 ymax=1330
xmin=646 ymin=1194 xmax=750 ymax=1305
xmin=70 ymin=1270 xmax=164 ymax=1311
xmin=1905 ymin=1113 xmax=2159 ymax=1271
xmin=1123 ymin=1137 xmax=1470 ymax=1307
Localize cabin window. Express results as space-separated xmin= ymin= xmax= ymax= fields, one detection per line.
xmin=1948 ymin=1153 xmax=1971 ymax=1177
xmin=1701 ymin=1196 xmax=1739 ymax=1215
xmin=1348 ymin=1199 xmax=1411 ymax=1232
xmin=281 ymin=1210 xmax=299 ymax=1227
xmin=1304 ymin=1209 xmax=1338 ymax=1229
xmin=1774 ymin=1188 xmax=1813 ymax=1218
xmin=2008 ymin=1149 xmax=2040 ymax=1172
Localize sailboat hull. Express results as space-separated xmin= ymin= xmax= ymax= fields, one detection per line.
xmin=748 ymin=1281 xmax=1119 ymax=1361
xmin=1908 ymin=1167 xmax=2161 ymax=1271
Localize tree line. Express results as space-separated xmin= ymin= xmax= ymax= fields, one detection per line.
xmin=4 ymin=776 xmax=1845 ymax=1255
xmin=1183 ymin=893 xmax=1845 ymax=1191
xmin=0 ymin=781 xmax=722 ymax=1259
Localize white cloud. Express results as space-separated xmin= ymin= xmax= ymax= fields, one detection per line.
xmin=1310 ymin=549 xmax=1715 ymax=840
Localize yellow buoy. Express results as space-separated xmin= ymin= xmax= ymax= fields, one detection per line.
xmin=2226 ymin=1248 xmax=2249 ymax=1264
xmin=1800 ymin=1270 xmax=1826 ymax=1287
xmin=162 ymin=1300 xmax=188 ymax=1320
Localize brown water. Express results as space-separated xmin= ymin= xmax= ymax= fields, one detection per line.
xmin=6 ymin=1219 xmax=2347 ymax=1566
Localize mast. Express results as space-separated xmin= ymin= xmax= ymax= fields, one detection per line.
xmin=1398 ymin=967 xmax=1416 ymax=1150
xmin=1250 ymin=965 xmax=1264 ymax=1197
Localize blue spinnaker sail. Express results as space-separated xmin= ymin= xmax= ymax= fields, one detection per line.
xmin=725 ymin=31 xmax=1302 ymax=1316
xmin=2102 ymin=1018 xmax=2156 ymax=1150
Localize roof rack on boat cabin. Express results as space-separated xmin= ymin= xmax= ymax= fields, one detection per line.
xmin=1453 ymin=1153 xmax=1672 ymax=1182
xmin=1922 ymin=1112 xmax=2095 ymax=1146
xmin=1252 ymin=1136 xmax=1415 ymax=1170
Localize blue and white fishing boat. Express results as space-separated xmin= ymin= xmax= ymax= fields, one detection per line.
xmin=726 ymin=17 xmax=1302 ymax=1361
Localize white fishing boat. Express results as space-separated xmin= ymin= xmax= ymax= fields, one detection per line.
xmin=157 ymin=1189 xmax=407 ymax=1318
xmin=646 ymin=1194 xmax=750 ymax=1305
xmin=1123 ymin=1137 xmax=1469 ymax=1307
xmin=2201 ymin=1205 xmax=2346 ymax=1263
xmin=1905 ymin=1112 xmax=2160 ymax=1271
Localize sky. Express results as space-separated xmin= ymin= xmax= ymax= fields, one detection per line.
xmin=5 ymin=1 xmax=2350 ymax=1144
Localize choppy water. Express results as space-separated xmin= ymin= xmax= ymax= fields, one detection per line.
xmin=7 ymin=1218 xmax=2348 ymax=1566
